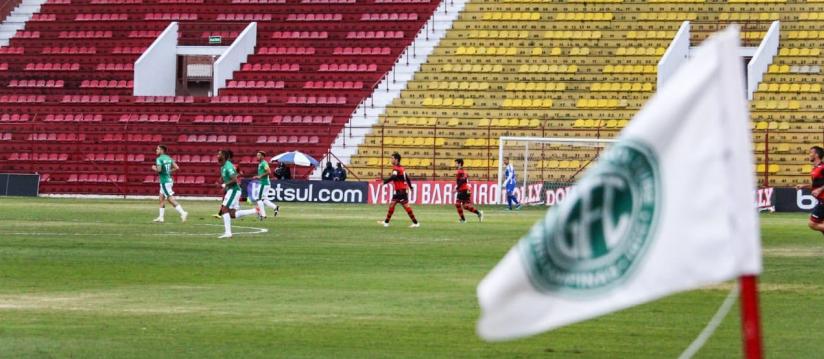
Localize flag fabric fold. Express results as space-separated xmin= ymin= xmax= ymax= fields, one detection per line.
xmin=477 ymin=27 xmax=761 ymax=341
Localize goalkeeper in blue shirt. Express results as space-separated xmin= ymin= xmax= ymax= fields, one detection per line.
xmin=503 ymin=157 xmax=521 ymax=210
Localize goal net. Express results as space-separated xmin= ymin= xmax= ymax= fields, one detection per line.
xmin=496 ymin=136 xmax=617 ymax=206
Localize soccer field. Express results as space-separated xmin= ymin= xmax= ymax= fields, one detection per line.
xmin=0 ymin=197 xmax=822 ymax=358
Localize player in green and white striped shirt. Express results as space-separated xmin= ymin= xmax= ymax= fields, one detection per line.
xmin=152 ymin=145 xmax=187 ymax=223
xmin=252 ymin=151 xmax=280 ymax=220
xmin=217 ymin=149 xmax=258 ymax=239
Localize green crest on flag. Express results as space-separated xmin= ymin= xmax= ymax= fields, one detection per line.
xmin=520 ymin=139 xmax=660 ymax=295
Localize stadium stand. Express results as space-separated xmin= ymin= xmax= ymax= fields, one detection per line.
xmin=348 ymin=1 xmax=823 ymax=187
xmin=0 ymin=0 xmax=440 ymax=195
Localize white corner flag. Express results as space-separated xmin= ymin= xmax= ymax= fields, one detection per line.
xmin=477 ymin=27 xmax=762 ymax=341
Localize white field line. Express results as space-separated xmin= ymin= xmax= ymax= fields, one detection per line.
xmin=4 ymin=224 xmax=268 ymax=237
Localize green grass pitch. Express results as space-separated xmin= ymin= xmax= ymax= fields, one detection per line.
xmin=0 ymin=197 xmax=822 ymax=358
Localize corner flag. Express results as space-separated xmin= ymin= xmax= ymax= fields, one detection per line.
xmin=476 ymin=26 xmax=762 ymax=345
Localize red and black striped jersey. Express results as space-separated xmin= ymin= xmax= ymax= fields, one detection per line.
xmin=456 ymin=168 xmax=470 ymax=192
xmin=811 ymin=163 xmax=824 ymax=200
xmin=391 ymin=165 xmax=408 ymax=191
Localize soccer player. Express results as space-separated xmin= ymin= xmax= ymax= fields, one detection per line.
xmin=503 ymin=157 xmax=521 ymax=210
xmin=795 ymin=146 xmax=824 ymax=234
xmin=151 ymin=145 xmax=187 ymax=223
xmin=252 ymin=150 xmax=279 ymax=220
xmin=217 ymin=149 xmax=258 ymax=239
xmin=379 ymin=152 xmax=419 ymax=228
xmin=454 ymin=158 xmax=483 ymax=223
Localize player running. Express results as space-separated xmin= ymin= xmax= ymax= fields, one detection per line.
xmin=252 ymin=151 xmax=280 ymax=220
xmin=151 ymin=145 xmax=187 ymax=223
xmin=379 ymin=152 xmax=419 ymax=228
xmin=796 ymin=146 xmax=824 ymax=235
xmin=503 ymin=157 xmax=521 ymax=210
xmin=454 ymin=158 xmax=483 ymax=223
xmin=217 ymin=149 xmax=258 ymax=239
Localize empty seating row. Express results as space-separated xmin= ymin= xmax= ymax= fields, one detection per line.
xmin=175 ymin=154 xmax=214 ymax=163
xmin=145 ymin=13 xmax=196 ymax=20
xmin=135 ymin=96 xmax=195 ymax=103
xmin=304 ymin=81 xmax=364 ymax=89
xmin=25 ymin=63 xmax=80 ymax=71
xmin=287 ymin=13 xmax=342 ymax=21
xmin=68 ymin=174 xmax=126 ymax=183
xmin=128 ymin=30 xmax=162 ymax=38
xmin=0 ymin=114 xmax=31 ymax=122
xmin=272 ymin=115 xmax=333 ymax=124
xmin=240 ymin=63 xmax=300 ymax=72
xmin=59 ymin=31 xmax=112 ymax=39
xmin=75 ymin=14 xmax=129 ymax=21
xmin=42 ymin=47 xmax=96 ymax=54
xmin=217 ymin=13 xmax=272 ymax=21
xmin=193 ymin=115 xmax=253 ymax=124
xmin=287 ymin=95 xmax=346 ymax=105
xmin=333 ymin=47 xmax=391 ymax=55
xmin=256 ymin=135 xmax=320 ymax=144
xmin=97 ymin=63 xmax=133 ymax=71
xmin=8 ymin=153 xmax=69 ymax=161
xmin=233 ymin=0 xmax=285 ymax=3
xmin=102 ymin=133 xmax=162 ymax=142
xmin=80 ymin=80 xmax=133 ymax=88
xmin=61 ymin=95 xmax=120 ymax=103
xmin=44 ymin=114 xmax=103 ymax=122
xmin=111 ymin=47 xmax=146 ymax=54
xmin=0 ymin=95 xmax=46 ymax=103
xmin=86 ymin=153 xmax=146 ymax=162
xmin=26 ymin=133 xmax=87 ymax=141
xmin=178 ymin=134 xmax=238 ymax=143
xmin=318 ymin=63 xmax=378 ymax=72
xmin=361 ymin=13 xmax=418 ymax=21
xmin=210 ymin=96 xmax=268 ymax=104
xmin=8 ymin=79 xmax=64 ymax=88
xmin=119 ymin=114 xmax=180 ymax=123
xmin=226 ymin=80 xmax=285 ymax=89
xmin=257 ymin=47 xmax=315 ymax=55
xmin=272 ymin=31 xmax=327 ymax=39
xmin=346 ymin=31 xmax=404 ymax=39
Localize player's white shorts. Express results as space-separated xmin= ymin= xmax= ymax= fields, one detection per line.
xmin=159 ymin=182 xmax=174 ymax=198
xmin=222 ymin=188 xmax=240 ymax=210
xmin=256 ymin=183 xmax=271 ymax=202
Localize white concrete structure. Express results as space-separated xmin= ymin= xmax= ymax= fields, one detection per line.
xmin=0 ymin=0 xmax=48 ymax=47
xmin=134 ymin=22 xmax=179 ymax=96
xmin=747 ymin=21 xmax=780 ymax=100
xmin=213 ymin=22 xmax=257 ymax=96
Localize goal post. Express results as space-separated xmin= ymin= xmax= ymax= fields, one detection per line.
xmin=496 ymin=136 xmax=618 ymax=205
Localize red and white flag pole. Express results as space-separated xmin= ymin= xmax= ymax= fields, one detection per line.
xmin=739 ymin=275 xmax=763 ymax=359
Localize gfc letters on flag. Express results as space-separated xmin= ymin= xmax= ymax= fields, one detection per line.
xmin=476 ymin=28 xmax=762 ymax=341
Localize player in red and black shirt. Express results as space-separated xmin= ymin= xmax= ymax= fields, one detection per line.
xmin=454 ymin=158 xmax=484 ymax=223
xmin=379 ymin=152 xmax=419 ymax=228
xmin=795 ymin=146 xmax=824 ymax=234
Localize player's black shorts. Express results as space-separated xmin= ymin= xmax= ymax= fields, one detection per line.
xmin=392 ymin=190 xmax=409 ymax=203
xmin=811 ymin=203 xmax=824 ymax=223
xmin=456 ymin=190 xmax=471 ymax=202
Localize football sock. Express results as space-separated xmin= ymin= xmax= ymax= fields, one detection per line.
xmin=222 ymin=213 xmax=231 ymax=235
xmin=456 ymin=204 xmax=465 ymax=221
xmin=385 ymin=203 xmax=396 ymax=223
xmin=404 ymin=205 xmax=418 ymax=224
xmin=158 ymin=208 xmax=165 ymax=219
xmin=236 ymin=209 xmax=257 ymax=218
xmin=174 ymin=205 xmax=185 ymax=215
xmin=263 ymin=200 xmax=278 ymax=209
xmin=256 ymin=201 xmax=266 ymax=217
